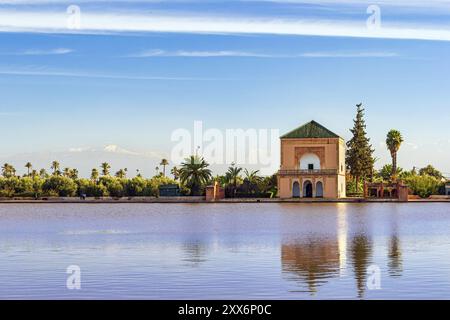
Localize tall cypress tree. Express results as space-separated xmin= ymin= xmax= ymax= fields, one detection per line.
xmin=346 ymin=103 xmax=375 ymax=190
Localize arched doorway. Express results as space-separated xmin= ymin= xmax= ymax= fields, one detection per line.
xmin=316 ymin=181 xmax=324 ymax=198
xmin=292 ymin=181 xmax=300 ymax=198
xmin=303 ymin=180 xmax=313 ymax=198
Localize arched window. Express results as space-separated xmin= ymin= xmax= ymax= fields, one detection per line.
xmin=316 ymin=181 xmax=324 ymax=198
xmin=299 ymin=153 xmax=321 ymax=170
xmin=292 ymin=181 xmax=300 ymax=198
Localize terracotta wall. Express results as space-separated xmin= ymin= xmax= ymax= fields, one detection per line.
xmin=324 ymin=177 xmax=337 ymax=198
xmin=205 ymin=185 xmax=225 ymax=201
xmin=278 ymin=177 xmax=292 ymax=198
xmin=280 ymin=138 xmax=342 ymax=170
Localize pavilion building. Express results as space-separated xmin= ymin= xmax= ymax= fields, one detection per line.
xmin=278 ymin=120 xmax=346 ymax=199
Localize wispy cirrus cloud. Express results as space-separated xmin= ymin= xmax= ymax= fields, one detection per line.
xmin=130 ymin=49 xmax=275 ymax=58
xmin=130 ymin=49 xmax=399 ymax=58
xmin=0 ymin=8 xmax=450 ymax=41
xmin=301 ymin=51 xmax=399 ymax=58
xmin=0 ymin=47 xmax=74 ymax=56
xmin=21 ymin=48 xmax=73 ymax=55
xmin=244 ymin=0 xmax=450 ymax=10
xmin=1 ymin=0 xmax=448 ymax=9
xmin=0 ymin=65 xmax=219 ymax=80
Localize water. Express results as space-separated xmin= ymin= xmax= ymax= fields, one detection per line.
xmin=0 ymin=203 xmax=449 ymax=299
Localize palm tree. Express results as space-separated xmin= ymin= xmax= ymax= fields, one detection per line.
xmin=1 ymin=163 xmax=16 ymax=178
xmin=63 ymin=167 xmax=71 ymax=177
xmin=69 ymin=169 xmax=79 ymax=179
xmin=155 ymin=166 xmax=160 ymax=176
xmin=115 ymin=169 xmax=127 ymax=179
xmin=91 ymin=168 xmax=99 ymax=182
xmin=100 ymin=162 xmax=111 ymax=176
xmin=179 ymin=155 xmax=212 ymax=196
xmin=244 ymin=169 xmax=260 ymax=184
xmin=51 ymin=161 xmax=60 ymax=175
xmin=171 ymin=166 xmax=180 ymax=180
xmin=160 ymin=159 xmax=169 ymax=177
xmin=39 ymin=168 xmax=48 ymax=179
xmin=244 ymin=169 xmax=261 ymax=194
xmin=31 ymin=170 xmax=38 ymax=178
xmin=226 ymin=163 xmax=242 ymax=191
xmin=386 ymin=130 xmax=404 ymax=180
xmin=25 ymin=162 xmax=33 ymax=176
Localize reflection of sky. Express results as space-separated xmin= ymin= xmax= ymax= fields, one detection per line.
xmin=0 ymin=1 xmax=449 ymax=177
xmin=0 ymin=203 xmax=450 ymax=299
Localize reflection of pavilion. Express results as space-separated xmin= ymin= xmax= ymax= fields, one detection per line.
xmin=281 ymin=205 xmax=348 ymax=293
xmin=281 ymin=239 xmax=340 ymax=293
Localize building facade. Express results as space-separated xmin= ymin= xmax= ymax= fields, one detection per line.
xmin=278 ymin=121 xmax=346 ymax=199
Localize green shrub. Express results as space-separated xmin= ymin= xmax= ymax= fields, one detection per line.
xmin=100 ymin=177 xmax=125 ymax=197
xmin=125 ymin=177 xmax=148 ymax=196
xmin=0 ymin=177 xmax=19 ymax=197
xmin=15 ymin=176 xmax=44 ymax=197
xmin=42 ymin=176 xmax=77 ymax=197
xmin=404 ymin=175 xmax=442 ymax=198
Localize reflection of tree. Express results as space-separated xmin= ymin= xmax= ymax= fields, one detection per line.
xmin=281 ymin=239 xmax=340 ymax=294
xmin=388 ymin=235 xmax=403 ymax=277
xmin=387 ymin=211 xmax=403 ymax=278
xmin=182 ymin=241 xmax=208 ymax=266
xmin=350 ymin=235 xmax=373 ymax=299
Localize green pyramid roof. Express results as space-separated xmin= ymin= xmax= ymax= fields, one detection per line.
xmin=281 ymin=120 xmax=341 ymax=139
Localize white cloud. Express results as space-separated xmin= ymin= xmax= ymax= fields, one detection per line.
xmin=405 ymin=142 xmax=419 ymax=150
xmin=245 ymin=0 xmax=450 ymax=11
xmin=131 ymin=49 xmax=275 ymax=58
xmin=0 ymin=9 xmax=450 ymax=41
xmin=301 ymin=51 xmax=399 ymax=58
xmin=68 ymin=147 xmax=90 ymax=153
xmin=104 ymin=144 xmax=140 ymax=156
xmin=130 ymin=49 xmax=399 ymax=58
xmin=0 ymin=66 xmax=217 ymax=80
xmin=1 ymin=0 xmax=448 ymax=9
xmin=21 ymin=48 xmax=73 ymax=55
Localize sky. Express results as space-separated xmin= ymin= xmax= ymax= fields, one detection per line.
xmin=0 ymin=0 xmax=449 ymax=177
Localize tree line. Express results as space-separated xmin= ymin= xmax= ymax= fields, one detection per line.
xmin=0 ymin=160 xmax=178 ymax=198
xmin=346 ymin=103 xmax=446 ymax=198
xmin=0 ymin=157 xmax=277 ymax=198
xmin=1 ymin=104 xmax=446 ymax=199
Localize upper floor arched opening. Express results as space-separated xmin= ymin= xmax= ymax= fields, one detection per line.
xmin=299 ymin=153 xmax=321 ymax=170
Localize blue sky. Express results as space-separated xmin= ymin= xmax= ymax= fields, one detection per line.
xmin=0 ymin=0 xmax=449 ymax=177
